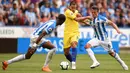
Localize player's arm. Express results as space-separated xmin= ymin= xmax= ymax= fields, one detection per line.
xmin=31 ymin=30 xmax=47 ymax=48
xmin=107 ymin=20 xmax=122 ymax=34
xmin=66 ymin=11 xmax=92 ymax=22
xmin=35 ymin=26 xmax=53 ymax=44
xmin=33 ymin=25 xmax=54 ymax=48
xmin=76 ymin=13 xmax=91 ymax=25
xmin=35 ymin=31 xmax=47 ymax=44
xmin=74 ymin=16 xmax=92 ymax=22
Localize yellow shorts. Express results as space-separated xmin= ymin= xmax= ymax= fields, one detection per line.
xmin=63 ymin=32 xmax=80 ymax=49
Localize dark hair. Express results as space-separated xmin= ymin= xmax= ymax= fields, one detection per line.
xmin=57 ymin=14 xmax=66 ymax=22
xmin=91 ymin=5 xmax=99 ymax=12
xmin=70 ymin=1 xmax=76 ymax=6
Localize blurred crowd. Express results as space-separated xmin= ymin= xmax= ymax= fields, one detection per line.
xmin=0 ymin=0 xmax=130 ymax=27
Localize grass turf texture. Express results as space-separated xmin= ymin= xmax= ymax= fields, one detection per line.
xmin=0 ymin=53 xmax=129 ymax=73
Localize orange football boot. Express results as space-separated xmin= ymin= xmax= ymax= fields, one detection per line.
xmin=2 ymin=61 xmax=8 ymax=70
xmin=42 ymin=66 xmax=52 ymax=72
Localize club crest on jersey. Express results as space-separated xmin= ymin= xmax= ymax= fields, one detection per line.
xmin=48 ymin=28 xmax=52 ymax=32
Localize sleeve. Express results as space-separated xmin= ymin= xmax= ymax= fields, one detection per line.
xmin=101 ymin=16 xmax=109 ymax=24
xmin=44 ymin=23 xmax=54 ymax=34
xmin=65 ymin=10 xmax=76 ymax=19
xmin=104 ymin=17 xmax=109 ymax=24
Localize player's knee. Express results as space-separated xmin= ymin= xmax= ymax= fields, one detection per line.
xmin=84 ymin=44 xmax=91 ymax=49
xmin=108 ymin=51 xmax=115 ymax=57
xmin=25 ymin=54 xmax=32 ymax=59
xmin=71 ymin=42 xmax=77 ymax=48
xmin=48 ymin=45 xmax=56 ymax=50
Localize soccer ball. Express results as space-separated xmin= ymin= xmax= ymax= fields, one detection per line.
xmin=60 ymin=61 xmax=69 ymax=70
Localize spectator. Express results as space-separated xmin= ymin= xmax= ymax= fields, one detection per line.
xmin=30 ymin=0 xmax=41 ymax=20
xmin=40 ymin=2 xmax=51 ymax=22
xmin=17 ymin=0 xmax=25 ymax=10
xmin=51 ymin=1 xmax=59 ymax=19
xmin=108 ymin=3 xmax=115 ymax=16
xmin=8 ymin=1 xmax=19 ymax=25
xmin=59 ymin=0 xmax=66 ymax=14
xmin=39 ymin=0 xmax=49 ymax=8
xmin=110 ymin=9 xmax=120 ymax=23
xmin=125 ymin=10 xmax=130 ymax=27
xmin=17 ymin=10 xmax=26 ymax=26
xmin=0 ymin=13 xmax=5 ymax=26
xmin=25 ymin=4 xmax=37 ymax=26
xmin=0 ymin=0 xmax=129 ymax=27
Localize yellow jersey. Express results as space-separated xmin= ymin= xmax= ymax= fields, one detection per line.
xmin=64 ymin=9 xmax=79 ymax=33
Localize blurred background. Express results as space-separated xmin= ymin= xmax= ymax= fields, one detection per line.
xmin=0 ymin=1 xmax=129 ymax=72
xmin=0 ymin=0 xmax=130 ymax=53
xmin=0 ymin=0 xmax=130 ymax=27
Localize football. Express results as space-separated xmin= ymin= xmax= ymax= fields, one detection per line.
xmin=60 ymin=61 xmax=69 ymax=70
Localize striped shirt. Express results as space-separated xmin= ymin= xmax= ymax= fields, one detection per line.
xmin=90 ymin=15 xmax=108 ymax=41
xmin=32 ymin=20 xmax=56 ymax=35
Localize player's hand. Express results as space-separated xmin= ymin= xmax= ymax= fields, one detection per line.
xmin=117 ymin=30 xmax=123 ymax=34
xmin=32 ymin=43 xmax=38 ymax=48
xmin=86 ymin=16 xmax=92 ymax=20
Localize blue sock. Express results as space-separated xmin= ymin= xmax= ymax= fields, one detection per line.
xmin=65 ymin=53 xmax=72 ymax=62
xmin=72 ymin=48 xmax=77 ymax=62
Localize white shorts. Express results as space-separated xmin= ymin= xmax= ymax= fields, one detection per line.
xmin=29 ymin=35 xmax=49 ymax=48
xmin=88 ymin=38 xmax=114 ymax=52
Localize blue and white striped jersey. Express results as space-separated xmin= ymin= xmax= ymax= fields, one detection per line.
xmin=32 ymin=20 xmax=56 ymax=35
xmin=90 ymin=15 xmax=108 ymax=41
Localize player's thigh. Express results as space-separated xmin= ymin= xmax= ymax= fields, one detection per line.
xmin=63 ymin=35 xmax=71 ymax=49
xmin=70 ymin=34 xmax=79 ymax=43
xmin=87 ymin=38 xmax=100 ymax=48
xmin=100 ymin=40 xmax=113 ymax=52
xmin=42 ymin=41 xmax=55 ymax=49
xmin=40 ymin=38 xmax=55 ymax=49
xmin=70 ymin=34 xmax=79 ymax=47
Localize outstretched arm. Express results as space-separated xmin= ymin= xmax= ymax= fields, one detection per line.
xmin=66 ymin=11 xmax=92 ymax=22
xmin=74 ymin=16 xmax=92 ymax=22
xmin=108 ymin=20 xmax=122 ymax=34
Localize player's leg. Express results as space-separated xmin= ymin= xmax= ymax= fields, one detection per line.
xmin=71 ymin=41 xmax=78 ymax=62
xmin=84 ymin=38 xmax=100 ymax=69
xmin=2 ymin=47 xmax=36 ymax=70
xmin=41 ymin=40 xmax=56 ymax=72
xmin=108 ymin=51 xmax=128 ymax=70
xmin=2 ymin=36 xmax=38 ymax=70
xmin=69 ymin=34 xmax=79 ymax=69
xmin=64 ymin=47 xmax=72 ymax=62
xmin=63 ymin=35 xmax=73 ymax=63
xmin=101 ymin=41 xmax=128 ymax=70
xmin=70 ymin=41 xmax=78 ymax=69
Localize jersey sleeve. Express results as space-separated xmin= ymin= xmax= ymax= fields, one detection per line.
xmin=65 ymin=10 xmax=76 ymax=19
xmin=44 ymin=22 xmax=55 ymax=34
xmin=101 ymin=16 xmax=109 ymax=24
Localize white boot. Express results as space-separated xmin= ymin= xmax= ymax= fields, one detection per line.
xmin=71 ymin=61 xmax=76 ymax=70
xmin=120 ymin=60 xmax=128 ymax=70
xmin=90 ymin=62 xmax=100 ymax=69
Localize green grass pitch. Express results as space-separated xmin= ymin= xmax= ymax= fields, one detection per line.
xmin=0 ymin=53 xmax=130 ymax=73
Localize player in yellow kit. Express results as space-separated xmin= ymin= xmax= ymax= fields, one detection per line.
xmin=63 ymin=1 xmax=91 ymax=69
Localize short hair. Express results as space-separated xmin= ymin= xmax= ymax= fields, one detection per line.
xmin=91 ymin=5 xmax=99 ymax=12
xmin=69 ymin=1 xmax=76 ymax=6
xmin=57 ymin=14 xmax=66 ymax=21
